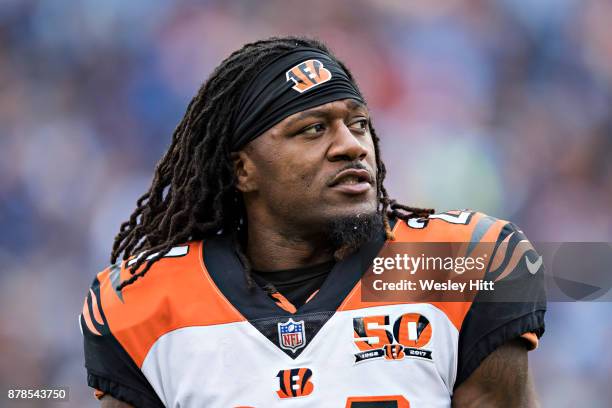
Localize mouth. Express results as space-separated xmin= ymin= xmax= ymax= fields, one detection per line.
xmin=328 ymin=168 xmax=373 ymax=195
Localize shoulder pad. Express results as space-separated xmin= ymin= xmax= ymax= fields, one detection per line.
xmin=80 ymin=241 xmax=244 ymax=366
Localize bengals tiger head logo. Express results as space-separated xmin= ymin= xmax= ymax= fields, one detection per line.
xmin=286 ymin=59 xmax=332 ymax=93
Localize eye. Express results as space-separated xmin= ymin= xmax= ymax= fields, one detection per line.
xmin=349 ymin=118 xmax=369 ymax=133
xmin=301 ymin=123 xmax=326 ymax=135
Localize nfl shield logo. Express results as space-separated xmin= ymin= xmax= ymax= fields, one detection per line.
xmin=278 ymin=318 xmax=307 ymax=353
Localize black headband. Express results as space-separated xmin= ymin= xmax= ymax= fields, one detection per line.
xmin=230 ymin=47 xmax=365 ymax=150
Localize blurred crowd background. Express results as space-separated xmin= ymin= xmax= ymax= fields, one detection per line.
xmin=1 ymin=0 xmax=611 ymax=406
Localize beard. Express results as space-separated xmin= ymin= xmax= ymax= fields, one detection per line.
xmin=327 ymin=211 xmax=384 ymax=259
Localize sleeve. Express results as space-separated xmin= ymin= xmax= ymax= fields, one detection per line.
xmin=80 ymin=274 xmax=165 ymax=408
xmin=454 ymin=222 xmax=546 ymax=389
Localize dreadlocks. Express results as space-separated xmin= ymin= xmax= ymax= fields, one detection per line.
xmin=111 ymin=36 xmax=433 ymax=290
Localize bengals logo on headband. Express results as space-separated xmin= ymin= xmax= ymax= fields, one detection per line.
xmin=286 ymin=59 xmax=332 ymax=93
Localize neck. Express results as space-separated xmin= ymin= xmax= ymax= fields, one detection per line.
xmin=245 ymin=219 xmax=334 ymax=271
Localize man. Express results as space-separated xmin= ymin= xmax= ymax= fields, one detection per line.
xmin=80 ymin=37 xmax=545 ymax=407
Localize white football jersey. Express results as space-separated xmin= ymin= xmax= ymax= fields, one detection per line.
xmin=80 ymin=212 xmax=545 ymax=407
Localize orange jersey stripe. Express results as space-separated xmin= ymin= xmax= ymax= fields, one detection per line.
xmin=271 ymin=292 xmax=297 ymax=314
xmin=81 ymin=301 xmax=101 ymax=336
xmin=97 ymin=241 xmax=246 ymax=367
xmin=89 ymin=288 xmax=104 ymax=326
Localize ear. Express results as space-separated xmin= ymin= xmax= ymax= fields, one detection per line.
xmin=231 ymin=150 xmax=258 ymax=193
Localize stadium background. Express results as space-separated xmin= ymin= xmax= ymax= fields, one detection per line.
xmin=1 ymin=0 xmax=611 ymax=406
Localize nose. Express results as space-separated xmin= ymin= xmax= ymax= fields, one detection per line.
xmin=326 ymin=121 xmax=369 ymax=162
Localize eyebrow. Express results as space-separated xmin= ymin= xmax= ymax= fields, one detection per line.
xmin=283 ymin=100 xmax=368 ymax=128
xmin=346 ymin=99 xmax=367 ymax=111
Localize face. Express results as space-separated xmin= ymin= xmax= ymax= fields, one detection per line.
xmin=233 ymin=98 xmax=379 ymax=236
